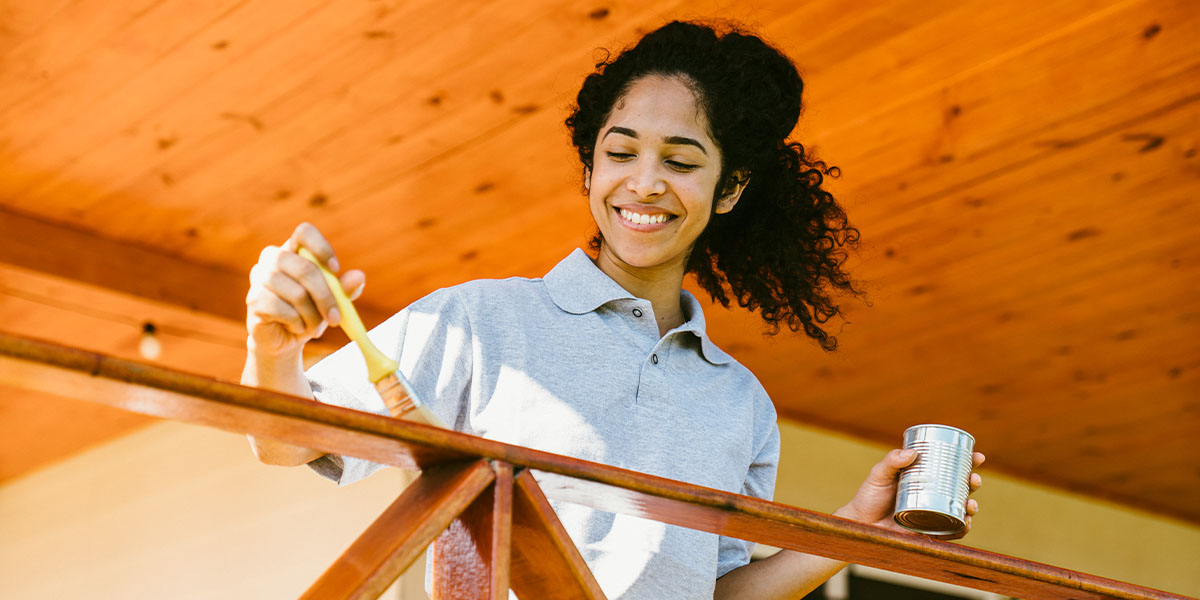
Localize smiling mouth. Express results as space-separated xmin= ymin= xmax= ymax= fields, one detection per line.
xmin=616 ymin=207 xmax=675 ymax=225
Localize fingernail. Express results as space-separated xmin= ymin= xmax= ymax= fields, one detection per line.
xmin=328 ymin=257 xmax=340 ymax=272
xmin=328 ymin=308 xmax=340 ymax=325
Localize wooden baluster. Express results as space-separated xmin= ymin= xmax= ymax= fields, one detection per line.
xmin=2 ymin=334 xmax=1192 ymax=600
xmin=510 ymin=469 xmax=607 ymax=600
xmin=432 ymin=461 xmax=513 ymax=599
xmin=302 ymin=459 xmax=495 ymax=600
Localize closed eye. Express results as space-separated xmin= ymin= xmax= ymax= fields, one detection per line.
xmin=606 ymin=151 xmax=635 ymax=161
xmin=666 ymin=160 xmax=699 ymax=172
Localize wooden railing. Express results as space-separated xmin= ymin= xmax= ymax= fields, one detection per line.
xmin=0 ymin=332 xmax=1192 ymax=600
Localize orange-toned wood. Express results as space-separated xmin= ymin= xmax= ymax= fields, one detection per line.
xmin=0 ymin=204 xmax=392 ymax=485
xmin=302 ymin=459 xmax=496 ymax=600
xmin=0 ymin=205 xmax=393 ymax=330
xmin=431 ymin=461 xmax=513 ymax=600
xmin=510 ymin=469 xmax=607 ymax=600
xmin=0 ymin=233 xmax=369 ymax=484
xmin=0 ymin=334 xmax=469 ymax=472
xmin=0 ymin=333 xmax=1189 ymax=600
xmin=0 ymin=193 xmax=246 ymax=323
xmin=3 ymin=0 xmax=1199 ymax=526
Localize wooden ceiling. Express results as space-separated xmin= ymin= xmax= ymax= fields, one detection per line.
xmin=2 ymin=0 xmax=1197 ymax=525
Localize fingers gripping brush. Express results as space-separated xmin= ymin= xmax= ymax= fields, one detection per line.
xmin=299 ymin=249 xmax=446 ymax=428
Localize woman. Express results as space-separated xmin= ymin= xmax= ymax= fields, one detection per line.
xmin=245 ymin=21 xmax=984 ymax=599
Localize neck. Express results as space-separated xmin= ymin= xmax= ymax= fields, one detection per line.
xmin=593 ymin=245 xmax=687 ymax=337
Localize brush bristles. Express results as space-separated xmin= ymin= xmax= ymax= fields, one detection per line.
xmin=375 ymin=373 xmax=416 ymax=418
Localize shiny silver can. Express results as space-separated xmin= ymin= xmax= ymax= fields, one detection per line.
xmin=894 ymin=424 xmax=975 ymax=535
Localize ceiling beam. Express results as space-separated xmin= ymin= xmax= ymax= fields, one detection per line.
xmin=0 ymin=205 xmax=387 ymax=483
xmin=0 ymin=204 xmax=390 ymax=354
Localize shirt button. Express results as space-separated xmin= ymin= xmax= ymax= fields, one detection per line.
xmin=632 ymin=308 xmax=643 ymax=318
xmin=651 ymin=354 xmax=659 ymax=365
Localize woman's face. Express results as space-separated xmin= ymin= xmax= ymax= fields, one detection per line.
xmin=588 ymin=75 xmax=733 ymax=275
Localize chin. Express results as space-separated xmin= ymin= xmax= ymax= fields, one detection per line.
xmin=605 ymin=243 xmax=683 ymax=271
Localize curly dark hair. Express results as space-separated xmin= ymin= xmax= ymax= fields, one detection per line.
xmin=565 ymin=20 xmax=863 ymax=351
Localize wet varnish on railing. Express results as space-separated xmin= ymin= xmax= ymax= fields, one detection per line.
xmin=0 ymin=332 xmax=1191 ymax=600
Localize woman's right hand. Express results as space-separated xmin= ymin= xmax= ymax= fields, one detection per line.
xmin=245 ymin=222 xmax=365 ymax=358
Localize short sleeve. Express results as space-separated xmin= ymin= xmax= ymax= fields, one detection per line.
xmin=305 ymin=287 xmax=475 ymax=486
xmin=716 ymin=419 xmax=781 ymax=578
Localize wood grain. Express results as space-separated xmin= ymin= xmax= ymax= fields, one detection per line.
xmin=0 ymin=333 xmax=1189 ymax=600
xmin=431 ymin=461 xmax=513 ymax=600
xmin=510 ymin=469 xmax=608 ymax=600
xmin=302 ymin=459 xmax=495 ymax=600
xmin=1 ymin=0 xmax=1198 ymax=547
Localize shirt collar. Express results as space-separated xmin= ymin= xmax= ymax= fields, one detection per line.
xmin=674 ymin=289 xmax=734 ymax=365
xmin=544 ymin=249 xmax=733 ymax=365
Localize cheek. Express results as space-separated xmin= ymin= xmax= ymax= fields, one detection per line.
xmin=682 ymin=184 xmax=719 ymax=219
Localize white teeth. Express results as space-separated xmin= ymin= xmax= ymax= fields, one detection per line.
xmin=619 ymin=208 xmax=669 ymax=225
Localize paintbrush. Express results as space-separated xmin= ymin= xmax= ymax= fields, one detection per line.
xmin=299 ymin=248 xmax=446 ymax=428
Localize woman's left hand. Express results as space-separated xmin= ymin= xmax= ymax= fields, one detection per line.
xmin=834 ymin=449 xmax=985 ymax=541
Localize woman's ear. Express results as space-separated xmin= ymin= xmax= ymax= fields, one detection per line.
xmin=582 ymin=167 xmax=592 ymax=195
xmin=715 ymin=170 xmax=750 ymax=214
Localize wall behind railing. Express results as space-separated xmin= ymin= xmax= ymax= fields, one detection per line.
xmin=0 ymin=421 xmax=427 ymax=599
xmin=1 ymin=419 xmax=1197 ymax=599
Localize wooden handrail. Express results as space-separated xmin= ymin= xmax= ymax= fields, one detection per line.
xmin=0 ymin=332 xmax=1192 ymax=600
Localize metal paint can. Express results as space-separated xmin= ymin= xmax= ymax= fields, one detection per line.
xmin=894 ymin=424 xmax=975 ymax=535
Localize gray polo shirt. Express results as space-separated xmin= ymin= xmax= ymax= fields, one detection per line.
xmin=306 ymin=249 xmax=780 ymax=599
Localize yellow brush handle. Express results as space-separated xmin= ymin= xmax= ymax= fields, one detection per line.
xmin=298 ymin=248 xmax=398 ymax=383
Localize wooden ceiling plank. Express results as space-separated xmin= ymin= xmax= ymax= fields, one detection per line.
xmin=794 ymin=0 xmax=1135 ymax=132
xmin=181 ymin=0 xmax=803 ymax=208
xmin=863 ymin=226 xmax=1198 ymax=349
xmin=0 ymin=0 xmax=254 ymax=200
xmin=136 ymin=1 xmax=680 ymax=261
xmin=0 ymin=0 xmax=162 ymax=115
xmin=769 ymin=358 xmax=1198 ymax=484
xmin=28 ymin=1 xmax=811 ymax=270
xmin=33 ymin=0 xmax=553 ymax=247
xmin=854 ymin=62 xmax=1200 ymax=244
xmin=826 ymin=92 xmax=1200 ymax=343
xmin=751 ymin=241 xmax=1199 ymax=418
xmin=816 ymin=0 xmax=1200 ymax=210
xmin=763 ymin=0 xmax=940 ymax=69
xmin=0 ymin=0 xmax=75 ymax=45
xmin=1 ymin=0 xmax=1197 ymax=528
xmin=283 ymin=58 xmax=1200 ymax=307
xmin=4 ymin=0 xmax=1190 ymax=270
xmin=172 ymin=0 xmax=623 ymax=187
xmin=77 ymin=0 xmax=485 ymax=219
xmin=859 ymin=239 xmax=1193 ymax=342
xmin=837 ymin=220 xmax=1200 ymax=370
xmin=775 ymin=318 xmax=1196 ymax=417
xmin=3 ymin=0 xmax=334 ymax=212
xmin=1023 ymin=416 xmax=1200 ymax=475
xmin=772 ymin=282 xmax=1199 ymax=424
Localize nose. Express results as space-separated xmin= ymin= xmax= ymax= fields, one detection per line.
xmin=626 ymin=158 xmax=666 ymax=198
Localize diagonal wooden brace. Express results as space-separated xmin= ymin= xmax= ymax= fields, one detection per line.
xmin=302 ymin=459 xmax=495 ymax=600
xmin=1 ymin=333 xmax=1192 ymax=600
xmin=510 ymin=469 xmax=607 ymax=600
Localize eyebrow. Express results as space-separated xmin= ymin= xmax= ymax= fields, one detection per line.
xmin=602 ymin=126 xmax=709 ymax=156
